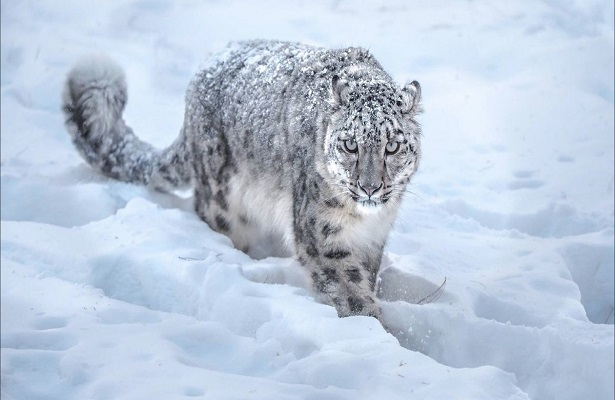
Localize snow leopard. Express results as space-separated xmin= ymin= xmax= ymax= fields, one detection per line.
xmin=62 ymin=40 xmax=422 ymax=319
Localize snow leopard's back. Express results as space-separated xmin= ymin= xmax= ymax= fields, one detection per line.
xmin=184 ymin=40 xmax=391 ymax=176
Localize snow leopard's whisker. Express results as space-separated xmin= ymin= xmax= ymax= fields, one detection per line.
xmin=403 ymin=188 xmax=423 ymax=201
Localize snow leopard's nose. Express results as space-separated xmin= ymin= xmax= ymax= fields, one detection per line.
xmin=357 ymin=180 xmax=383 ymax=197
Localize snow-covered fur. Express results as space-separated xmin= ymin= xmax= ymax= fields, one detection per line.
xmin=62 ymin=40 xmax=422 ymax=318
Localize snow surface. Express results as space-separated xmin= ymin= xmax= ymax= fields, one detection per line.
xmin=1 ymin=1 xmax=613 ymax=399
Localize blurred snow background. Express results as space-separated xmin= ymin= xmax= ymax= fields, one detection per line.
xmin=1 ymin=1 xmax=613 ymax=399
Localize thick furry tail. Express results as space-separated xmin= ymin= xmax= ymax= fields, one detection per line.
xmin=62 ymin=55 xmax=191 ymax=190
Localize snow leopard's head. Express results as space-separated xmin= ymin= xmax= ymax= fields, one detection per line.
xmin=325 ymin=72 xmax=421 ymax=214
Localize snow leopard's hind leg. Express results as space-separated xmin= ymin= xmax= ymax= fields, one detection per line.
xmin=62 ymin=55 xmax=192 ymax=191
xmin=189 ymin=123 xmax=249 ymax=251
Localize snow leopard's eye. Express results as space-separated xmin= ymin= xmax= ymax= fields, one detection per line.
xmin=343 ymin=139 xmax=358 ymax=153
xmin=385 ymin=141 xmax=400 ymax=155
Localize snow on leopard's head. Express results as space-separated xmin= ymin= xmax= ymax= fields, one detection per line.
xmin=324 ymin=71 xmax=422 ymax=214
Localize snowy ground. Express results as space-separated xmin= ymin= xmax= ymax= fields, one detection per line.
xmin=1 ymin=1 xmax=613 ymax=399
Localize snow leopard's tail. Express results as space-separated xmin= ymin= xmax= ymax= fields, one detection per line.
xmin=62 ymin=55 xmax=192 ymax=190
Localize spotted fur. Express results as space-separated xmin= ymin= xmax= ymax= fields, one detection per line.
xmin=62 ymin=40 xmax=422 ymax=318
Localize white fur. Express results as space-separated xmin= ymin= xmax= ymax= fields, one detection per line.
xmin=323 ymin=202 xmax=397 ymax=252
xmin=227 ymin=173 xmax=294 ymax=258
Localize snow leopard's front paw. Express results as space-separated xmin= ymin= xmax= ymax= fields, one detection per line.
xmin=330 ymin=293 xmax=382 ymax=319
xmin=309 ymin=260 xmax=383 ymax=319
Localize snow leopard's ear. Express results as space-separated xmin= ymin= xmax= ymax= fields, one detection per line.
xmin=331 ymin=74 xmax=350 ymax=109
xmin=401 ymin=80 xmax=422 ymax=115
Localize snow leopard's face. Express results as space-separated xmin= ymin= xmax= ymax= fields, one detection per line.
xmin=325 ymin=76 xmax=421 ymax=214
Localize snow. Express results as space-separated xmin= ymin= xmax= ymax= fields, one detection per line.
xmin=1 ymin=0 xmax=613 ymax=399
